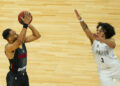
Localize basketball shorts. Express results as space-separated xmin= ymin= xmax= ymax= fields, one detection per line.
xmin=6 ymin=71 xmax=29 ymax=86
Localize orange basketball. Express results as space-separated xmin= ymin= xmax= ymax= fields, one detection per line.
xmin=18 ymin=11 xmax=32 ymax=24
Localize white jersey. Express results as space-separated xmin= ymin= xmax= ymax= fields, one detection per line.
xmin=92 ymin=40 xmax=119 ymax=70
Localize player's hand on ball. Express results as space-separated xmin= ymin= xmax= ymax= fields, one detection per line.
xmin=74 ymin=9 xmax=82 ymax=20
xmin=20 ymin=11 xmax=31 ymax=24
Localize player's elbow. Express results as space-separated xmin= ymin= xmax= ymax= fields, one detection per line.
xmin=37 ymin=33 xmax=41 ymax=39
xmin=110 ymin=44 xmax=116 ymax=49
xmin=112 ymin=44 xmax=116 ymax=49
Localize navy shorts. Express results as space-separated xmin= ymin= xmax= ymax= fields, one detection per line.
xmin=6 ymin=71 xmax=29 ymax=86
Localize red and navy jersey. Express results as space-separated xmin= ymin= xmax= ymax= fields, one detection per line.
xmin=9 ymin=43 xmax=27 ymax=74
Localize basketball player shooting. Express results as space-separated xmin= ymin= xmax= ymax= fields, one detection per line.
xmin=2 ymin=11 xmax=40 ymax=86
xmin=74 ymin=9 xmax=120 ymax=86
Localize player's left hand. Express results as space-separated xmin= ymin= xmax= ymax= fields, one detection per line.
xmin=74 ymin=9 xmax=82 ymax=20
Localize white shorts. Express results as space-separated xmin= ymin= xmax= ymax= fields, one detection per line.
xmin=98 ymin=63 xmax=120 ymax=86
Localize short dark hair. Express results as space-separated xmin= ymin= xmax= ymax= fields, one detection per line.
xmin=2 ymin=28 xmax=11 ymax=40
xmin=97 ymin=22 xmax=115 ymax=39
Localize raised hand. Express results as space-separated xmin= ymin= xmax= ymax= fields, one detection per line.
xmin=74 ymin=9 xmax=82 ymax=20
xmin=20 ymin=11 xmax=31 ymax=24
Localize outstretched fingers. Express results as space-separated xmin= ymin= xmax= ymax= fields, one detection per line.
xmin=74 ymin=9 xmax=81 ymax=20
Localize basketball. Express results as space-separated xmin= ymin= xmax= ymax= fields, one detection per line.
xmin=18 ymin=11 xmax=32 ymax=24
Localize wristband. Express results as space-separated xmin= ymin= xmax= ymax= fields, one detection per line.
xmin=23 ymin=24 xmax=28 ymax=29
xmin=80 ymin=19 xmax=84 ymax=22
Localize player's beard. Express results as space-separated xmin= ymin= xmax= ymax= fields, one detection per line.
xmin=13 ymin=34 xmax=18 ymax=42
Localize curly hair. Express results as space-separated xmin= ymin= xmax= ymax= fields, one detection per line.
xmin=97 ymin=22 xmax=115 ymax=39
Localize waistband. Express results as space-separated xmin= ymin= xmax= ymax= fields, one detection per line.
xmin=9 ymin=71 xmax=27 ymax=76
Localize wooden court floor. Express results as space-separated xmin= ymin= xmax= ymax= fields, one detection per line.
xmin=0 ymin=0 xmax=120 ymax=86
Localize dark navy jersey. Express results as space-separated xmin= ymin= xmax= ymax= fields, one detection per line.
xmin=9 ymin=43 xmax=27 ymax=74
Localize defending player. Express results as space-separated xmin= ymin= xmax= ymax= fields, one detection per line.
xmin=75 ymin=9 xmax=120 ymax=86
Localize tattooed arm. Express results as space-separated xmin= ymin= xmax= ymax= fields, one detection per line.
xmin=74 ymin=9 xmax=95 ymax=44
